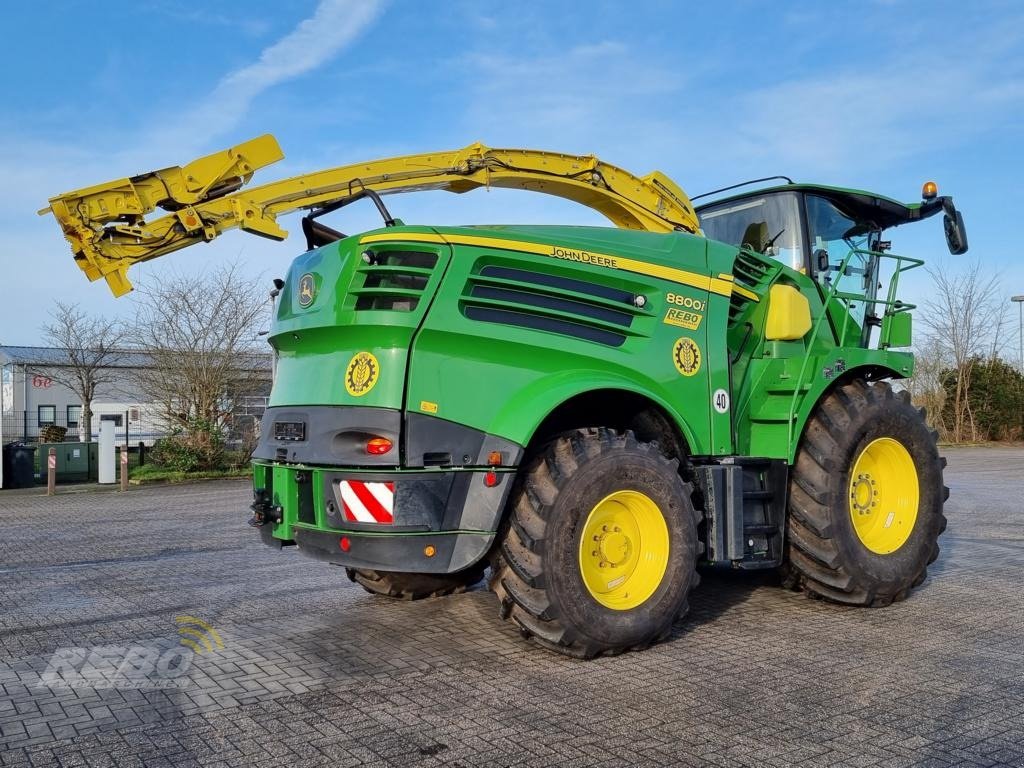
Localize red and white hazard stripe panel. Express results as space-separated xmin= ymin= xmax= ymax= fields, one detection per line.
xmin=338 ymin=480 xmax=395 ymax=524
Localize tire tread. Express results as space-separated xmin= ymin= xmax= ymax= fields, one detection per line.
xmin=489 ymin=428 xmax=700 ymax=658
xmin=783 ymin=379 xmax=947 ymax=607
xmin=347 ymin=567 xmax=484 ymax=600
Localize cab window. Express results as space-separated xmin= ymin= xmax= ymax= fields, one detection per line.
xmin=699 ymin=192 xmax=804 ymax=272
xmin=806 ymin=194 xmax=876 ymax=329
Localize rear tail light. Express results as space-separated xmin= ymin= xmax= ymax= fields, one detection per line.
xmin=365 ymin=437 xmax=394 ymax=455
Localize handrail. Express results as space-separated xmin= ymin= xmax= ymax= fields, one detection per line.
xmin=784 ymin=247 xmax=923 ymax=452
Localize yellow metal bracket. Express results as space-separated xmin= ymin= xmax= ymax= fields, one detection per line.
xmin=42 ymin=134 xmax=701 ymax=296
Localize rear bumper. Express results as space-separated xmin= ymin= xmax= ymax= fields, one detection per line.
xmin=282 ymin=526 xmax=494 ymax=574
xmin=252 ymin=405 xmax=522 ymax=468
xmin=251 ymin=462 xmax=515 ymax=574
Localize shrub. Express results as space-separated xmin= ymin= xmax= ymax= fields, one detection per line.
xmin=941 ymin=357 xmax=1024 ymax=442
xmin=151 ymin=419 xmax=227 ymax=472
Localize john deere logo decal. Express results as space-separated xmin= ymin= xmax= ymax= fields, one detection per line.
xmin=672 ymin=337 xmax=701 ymax=377
xmin=297 ymin=273 xmax=316 ymax=307
xmin=345 ymin=351 xmax=380 ymax=396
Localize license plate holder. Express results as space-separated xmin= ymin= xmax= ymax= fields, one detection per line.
xmin=274 ymin=421 xmax=306 ymax=442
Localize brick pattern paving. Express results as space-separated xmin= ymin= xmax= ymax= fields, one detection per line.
xmin=1 ymin=447 xmax=1023 ymax=766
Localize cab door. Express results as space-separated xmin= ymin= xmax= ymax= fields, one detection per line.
xmin=804 ymin=194 xmax=878 ymax=347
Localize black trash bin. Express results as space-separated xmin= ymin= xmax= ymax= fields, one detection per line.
xmin=2 ymin=443 xmax=37 ymax=489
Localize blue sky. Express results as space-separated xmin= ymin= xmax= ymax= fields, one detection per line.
xmin=2 ymin=0 xmax=1022 ymax=345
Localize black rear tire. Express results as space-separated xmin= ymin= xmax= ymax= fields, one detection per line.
xmin=489 ymin=428 xmax=701 ymax=658
xmin=346 ymin=566 xmax=485 ymax=600
xmin=783 ymin=379 xmax=948 ymax=606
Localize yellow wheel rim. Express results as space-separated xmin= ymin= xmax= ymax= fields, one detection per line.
xmin=578 ymin=490 xmax=669 ymax=610
xmin=848 ymin=437 xmax=920 ymax=555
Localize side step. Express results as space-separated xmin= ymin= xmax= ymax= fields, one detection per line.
xmin=694 ymin=458 xmax=788 ymax=569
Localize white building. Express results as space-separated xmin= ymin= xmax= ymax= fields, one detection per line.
xmin=0 ymin=346 xmax=270 ymax=445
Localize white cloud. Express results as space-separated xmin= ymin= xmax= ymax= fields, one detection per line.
xmin=0 ymin=0 xmax=386 ymax=209
xmin=0 ymin=0 xmax=386 ymax=342
xmin=145 ymin=3 xmax=273 ymax=38
xmin=147 ymin=0 xmax=385 ymax=154
xmin=456 ymin=41 xmax=682 ymax=167
xmin=722 ymin=58 xmax=1024 ymax=176
xmin=450 ymin=15 xmax=1024 ymax=185
xmin=705 ymin=18 xmax=1024 ymax=177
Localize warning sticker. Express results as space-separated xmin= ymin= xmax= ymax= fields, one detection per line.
xmin=672 ymin=338 xmax=702 ymax=377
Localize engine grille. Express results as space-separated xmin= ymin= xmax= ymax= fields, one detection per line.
xmin=461 ymin=264 xmax=648 ymax=347
xmin=729 ymin=250 xmax=772 ymax=323
xmin=351 ymin=250 xmax=438 ymax=312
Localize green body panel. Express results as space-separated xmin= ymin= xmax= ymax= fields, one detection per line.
xmin=405 ymin=229 xmax=716 ymax=454
xmin=712 ymin=237 xmax=913 ymax=458
xmin=271 ymin=226 xmax=450 ymax=410
xmin=258 ymin=211 xmax=920 ymax=559
xmin=267 ymin=222 xmax=913 ymax=464
xmin=268 ymin=224 xmax=726 ymax=455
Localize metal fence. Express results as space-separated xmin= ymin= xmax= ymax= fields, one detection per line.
xmin=1 ymin=411 xmax=164 ymax=445
xmin=1 ymin=400 xmax=268 ymax=446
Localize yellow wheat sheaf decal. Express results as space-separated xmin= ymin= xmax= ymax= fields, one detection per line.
xmin=175 ymin=615 xmax=225 ymax=654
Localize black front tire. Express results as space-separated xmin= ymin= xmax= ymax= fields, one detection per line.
xmin=783 ymin=379 xmax=947 ymax=606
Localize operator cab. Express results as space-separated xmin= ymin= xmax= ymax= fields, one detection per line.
xmin=695 ymin=181 xmax=968 ymax=345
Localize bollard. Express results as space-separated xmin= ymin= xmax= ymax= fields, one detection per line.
xmin=120 ymin=447 xmax=129 ymax=491
xmin=47 ymin=447 xmax=56 ymax=496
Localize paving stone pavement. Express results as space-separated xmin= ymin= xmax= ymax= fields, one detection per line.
xmin=1 ymin=446 xmax=1023 ymax=767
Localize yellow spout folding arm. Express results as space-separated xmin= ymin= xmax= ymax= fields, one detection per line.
xmin=41 ymin=134 xmax=701 ymax=296
xmin=42 ymin=135 xmax=286 ymax=296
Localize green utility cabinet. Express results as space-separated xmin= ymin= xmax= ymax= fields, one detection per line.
xmin=37 ymin=442 xmax=99 ymax=483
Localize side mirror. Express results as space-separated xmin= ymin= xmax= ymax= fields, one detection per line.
xmin=944 ymin=209 xmax=968 ymax=255
xmin=814 ymin=248 xmax=830 ymax=273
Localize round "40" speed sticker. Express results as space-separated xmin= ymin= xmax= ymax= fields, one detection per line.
xmin=713 ymin=388 xmax=730 ymax=414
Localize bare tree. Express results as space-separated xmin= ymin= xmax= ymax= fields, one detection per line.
xmin=905 ymin=335 xmax=949 ymax=437
xmin=127 ymin=263 xmax=270 ymax=436
xmin=917 ymin=262 xmax=1008 ymax=442
xmin=32 ymin=303 xmax=123 ymax=442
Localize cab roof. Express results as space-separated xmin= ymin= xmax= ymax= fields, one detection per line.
xmin=696 ymin=183 xmax=927 ymax=231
